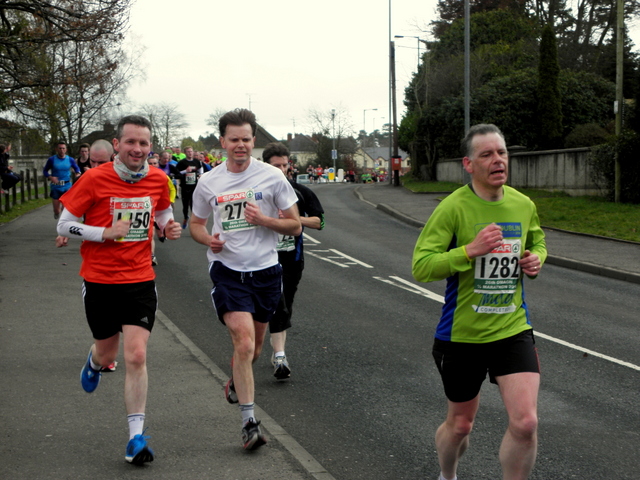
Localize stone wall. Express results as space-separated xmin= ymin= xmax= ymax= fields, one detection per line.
xmin=436 ymin=147 xmax=606 ymax=196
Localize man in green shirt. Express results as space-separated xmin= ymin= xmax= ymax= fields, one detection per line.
xmin=412 ymin=124 xmax=546 ymax=480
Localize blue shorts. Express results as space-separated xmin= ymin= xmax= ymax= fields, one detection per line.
xmin=50 ymin=182 xmax=71 ymax=199
xmin=209 ymin=261 xmax=282 ymax=325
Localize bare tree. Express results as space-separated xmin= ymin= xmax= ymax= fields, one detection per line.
xmin=139 ymin=102 xmax=189 ymax=150
xmin=0 ymin=0 xmax=134 ymax=144
xmin=205 ymin=107 xmax=229 ymax=135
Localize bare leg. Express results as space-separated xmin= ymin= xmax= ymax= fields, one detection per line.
xmin=270 ymin=330 xmax=287 ymax=354
xmin=435 ymin=396 xmax=480 ymax=480
xmin=497 ymin=372 xmax=540 ymax=480
xmin=225 ymin=312 xmax=268 ymax=404
xmin=122 ymin=325 xmax=151 ymax=414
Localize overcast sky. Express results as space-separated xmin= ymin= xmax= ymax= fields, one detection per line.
xmin=125 ymin=0 xmax=640 ymax=144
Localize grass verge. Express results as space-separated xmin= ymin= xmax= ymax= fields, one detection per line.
xmin=0 ymin=196 xmax=50 ymax=225
xmin=402 ymin=179 xmax=640 ymax=243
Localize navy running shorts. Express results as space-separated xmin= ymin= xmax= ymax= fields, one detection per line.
xmin=432 ymin=329 xmax=540 ymax=403
xmin=82 ymin=280 xmax=157 ymax=340
xmin=209 ymin=261 xmax=282 ymax=325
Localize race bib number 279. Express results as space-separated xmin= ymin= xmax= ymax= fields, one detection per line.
xmin=217 ymin=189 xmax=258 ymax=232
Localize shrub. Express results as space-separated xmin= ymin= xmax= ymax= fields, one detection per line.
xmin=588 ymin=130 xmax=640 ymax=203
xmin=565 ymin=123 xmax=611 ymax=148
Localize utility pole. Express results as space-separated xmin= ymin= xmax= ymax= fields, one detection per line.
xmin=614 ymin=0 xmax=623 ymax=202
xmin=390 ymin=40 xmax=400 ymax=187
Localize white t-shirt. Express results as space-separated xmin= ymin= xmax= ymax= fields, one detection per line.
xmin=192 ymin=157 xmax=298 ymax=271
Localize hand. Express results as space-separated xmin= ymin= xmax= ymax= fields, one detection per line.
xmin=50 ymin=176 xmax=59 ymax=184
xmin=102 ymin=219 xmax=131 ymax=240
xmin=519 ymin=250 xmax=541 ymax=276
xmin=209 ymin=232 xmax=225 ymax=253
xmin=55 ymin=236 xmax=68 ymax=248
xmin=466 ymin=223 xmax=503 ymax=258
xmin=244 ymin=202 xmax=265 ymax=226
xmin=163 ymin=219 xmax=182 ymax=240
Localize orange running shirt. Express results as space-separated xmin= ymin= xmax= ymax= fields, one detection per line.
xmin=61 ymin=163 xmax=171 ymax=284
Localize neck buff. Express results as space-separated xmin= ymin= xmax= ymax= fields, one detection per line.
xmin=113 ymin=155 xmax=149 ymax=183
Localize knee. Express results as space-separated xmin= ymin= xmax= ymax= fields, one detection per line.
xmin=449 ymin=416 xmax=474 ymax=438
xmin=124 ymin=346 xmax=147 ymax=370
xmin=509 ymin=413 xmax=538 ymax=441
xmin=234 ymin=336 xmax=256 ymax=360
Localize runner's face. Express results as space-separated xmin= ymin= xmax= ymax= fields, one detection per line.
xmin=79 ymin=147 xmax=89 ymax=160
xmin=148 ymin=158 xmax=159 ymax=167
xmin=113 ymin=124 xmax=152 ymax=172
xmin=464 ymin=132 xmax=508 ymax=190
xmin=220 ymin=124 xmax=254 ymax=163
xmin=269 ymin=156 xmax=289 ymax=175
xmin=56 ymin=144 xmax=67 ymax=158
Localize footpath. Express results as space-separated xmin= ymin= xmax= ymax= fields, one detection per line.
xmin=0 ymin=207 xmax=330 ymax=479
xmin=354 ymin=182 xmax=640 ymax=285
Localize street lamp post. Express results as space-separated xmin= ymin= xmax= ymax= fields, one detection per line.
xmin=331 ymin=109 xmax=336 ymax=182
xmin=394 ymin=35 xmax=423 ymax=70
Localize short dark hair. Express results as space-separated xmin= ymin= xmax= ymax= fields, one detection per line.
xmin=56 ymin=140 xmax=67 ymax=147
xmin=219 ymin=108 xmax=257 ymax=137
xmin=78 ymin=143 xmax=90 ymax=152
xmin=461 ymin=124 xmax=505 ymax=157
xmin=263 ymin=142 xmax=290 ymax=164
xmin=115 ymin=115 xmax=153 ymax=140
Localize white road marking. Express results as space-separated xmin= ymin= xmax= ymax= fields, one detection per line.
xmin=376 ymin=276 xmax=640 ymax=372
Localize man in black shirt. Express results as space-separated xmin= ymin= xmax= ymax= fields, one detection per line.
xmin=263 ymin=142 xmax=325 ymax=380
xmin=176 ymin=146 xmax=203 ymax=228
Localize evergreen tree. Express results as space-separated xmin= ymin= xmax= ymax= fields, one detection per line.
xmin=537 ymin=24 xmax=563 ymax=149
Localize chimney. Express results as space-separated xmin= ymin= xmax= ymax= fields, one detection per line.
xmin=287 ymin=133 xmax=292 ymax=142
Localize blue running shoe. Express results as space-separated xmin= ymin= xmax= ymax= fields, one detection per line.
xmin=125 ymin=432 xmax=155 ymax=465
xmin=80 ymin=348 xmax=101 ymax=393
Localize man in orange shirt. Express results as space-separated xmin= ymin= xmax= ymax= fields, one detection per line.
xmin=57 ymin=115 xmax=182 ymax=465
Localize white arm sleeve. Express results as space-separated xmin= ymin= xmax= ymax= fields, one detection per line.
xmin=154 ymin=206 xmax=173 ymax=233
xmin=56 ymin=209 xmax=106 ymax=242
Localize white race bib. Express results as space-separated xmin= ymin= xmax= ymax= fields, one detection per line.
xmin=217 ymin=189 xmax=257 ymax=232
xmin=474 ymin=239 xmax=521 ymax=294
xmin=111 ymin=197 xmax=152 ymax=242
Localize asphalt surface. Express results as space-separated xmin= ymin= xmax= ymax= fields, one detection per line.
xmin=0 ymin=182 xmax=638 ymax=479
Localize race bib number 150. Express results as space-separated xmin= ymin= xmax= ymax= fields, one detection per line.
xmin=111 ymin=197 xmax=152 ymax=242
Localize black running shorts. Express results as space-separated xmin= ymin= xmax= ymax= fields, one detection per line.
xmin=82 ymin=280 xmax=157 ymax=340
xmin=432 ymin=329 xmax=540 ymax=403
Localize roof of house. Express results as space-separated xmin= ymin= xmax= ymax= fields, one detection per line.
xmin=76 ymin=122 xmax=117 ymax=147
xmin=286 ymin=133 xmax=317 ymax=153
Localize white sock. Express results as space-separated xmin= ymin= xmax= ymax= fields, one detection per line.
xmin=127 ymin=413 xmax=145 ymax=439
xmin=239 ymin=403 xmax=255 ymax=426
xmin=89 ymin=356 xmax=101 ymax=371
xmin=274 ymin=351 xmax=285 ymax=358
xmin=439 ymin=474 xmax=457 ymax=480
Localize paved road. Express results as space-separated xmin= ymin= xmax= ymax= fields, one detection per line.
xmin=1 ymin=182 xmax=639 ymax=479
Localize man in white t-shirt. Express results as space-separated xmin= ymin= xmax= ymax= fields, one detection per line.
xmin=189 ymin=108 xmax=301 ymax=451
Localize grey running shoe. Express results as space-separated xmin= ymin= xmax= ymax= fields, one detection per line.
xmin=273 ymin=355 xmax=291 ymax=380
xmin=242 ymin=419 xmax=266 ymax=451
